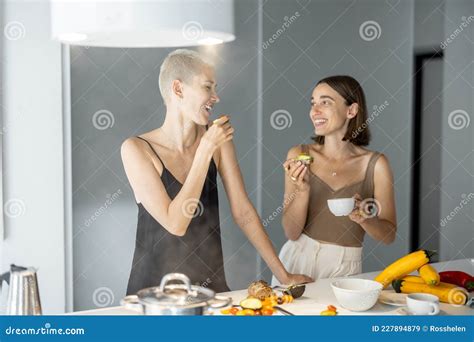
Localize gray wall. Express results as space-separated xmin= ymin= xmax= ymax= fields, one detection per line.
xmin=414 ymin=0 xmax=445 ymax=52
xmin=70 ymin=0 xmax=260 ymax=311
xmin=260 ymin=0 xmax=414 ymax=279
xmin=440 ymin=0 xmax=473 ymax=262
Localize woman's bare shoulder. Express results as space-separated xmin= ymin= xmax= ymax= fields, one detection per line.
xmin=373 ymin=152 xmax=392 ymax=174
xmin=121 ymin=134 xmax=163 ymax=173
xmin=287 ymin=144 xmax=306 ymax=158
xmin=121 ymin=136 xmax=144 ymax=155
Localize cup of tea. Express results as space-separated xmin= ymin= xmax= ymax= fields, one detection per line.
xmin=406 ymin=293 xmax=440 ymax=315
xmin=327 ymin=198 xmax=355 ymax=216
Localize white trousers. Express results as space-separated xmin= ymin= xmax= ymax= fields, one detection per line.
xmin=272 ymin=233 xmax=363 ymax=286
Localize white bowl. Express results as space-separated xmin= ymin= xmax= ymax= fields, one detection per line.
xmin=327 ymin=198 xmax=355 ymax=216
xmin=331 ymin=278 xmax=383 ymax=311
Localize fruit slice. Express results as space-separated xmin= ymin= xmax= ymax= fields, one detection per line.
xmin=296 ymin=153 xmax=313 ymax=165
xmin=213 ymin=115 xmax=229 ymax=125
xmin=320 ymin=310 xmax=337 ymax=316
xmin=239 ymin=297 xmax=263 ymax=310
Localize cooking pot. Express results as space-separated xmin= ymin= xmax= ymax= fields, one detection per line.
xmin=121 ymin=273 xmax=231 ymax=315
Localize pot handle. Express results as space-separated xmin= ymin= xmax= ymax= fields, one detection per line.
xmin=120 ymin=295 xmax=143 ymax=313
xmin=207 ymin=295 xmax=232 ymax=309
xmin=159 ymin=273 xmax=192 ymax=293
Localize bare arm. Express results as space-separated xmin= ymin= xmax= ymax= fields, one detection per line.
xmin=217 ymin=141 xmax=312 ymax=284
xmin=281 ymin=146 xmax=311 ymax=241
xmin=349 ymin=154 xmax=397 ymax=244
xmin=121 ymin=123 xmax=233 ymax=236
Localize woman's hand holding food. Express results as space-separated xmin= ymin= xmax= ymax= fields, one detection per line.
xmin=200 ymin=115 xmax=234 ymax=154
xmin=283 ymin=159 xmax=310 ymax=192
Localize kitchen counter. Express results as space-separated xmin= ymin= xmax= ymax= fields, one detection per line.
xmin=72 ymin=258 xmax=473 ymax=316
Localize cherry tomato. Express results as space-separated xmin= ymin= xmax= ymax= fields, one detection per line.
xmin=327 ymin=305 xmax=337 ymax=312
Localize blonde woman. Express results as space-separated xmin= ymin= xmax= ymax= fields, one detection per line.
xmin=122 ymin=49 xmax=312 ymax=294
xmin=273 ymin=75 xmax=397 ymax=285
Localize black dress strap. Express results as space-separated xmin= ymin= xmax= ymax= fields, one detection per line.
xmin=135 ymin=136 xmax=166 ymax=167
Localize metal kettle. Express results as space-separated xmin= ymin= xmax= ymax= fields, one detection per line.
xmin=0 ymin=264 xmax=42 ymax=315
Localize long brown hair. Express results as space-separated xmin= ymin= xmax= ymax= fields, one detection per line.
xmin=312 ymin=75 xmax=371 ymax=146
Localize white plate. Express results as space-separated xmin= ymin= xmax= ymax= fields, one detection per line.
xmin=379 ymin=291 xmax=407 ymax=306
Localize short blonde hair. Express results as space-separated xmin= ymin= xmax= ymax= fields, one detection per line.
xmin=158 ymin=49 xmax=212 ymax=104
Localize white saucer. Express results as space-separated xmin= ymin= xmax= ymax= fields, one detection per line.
xmin=379 ymin=291 xmax=407 ymax=306
xmin=396 ymin=307 xmax=445 ymax=315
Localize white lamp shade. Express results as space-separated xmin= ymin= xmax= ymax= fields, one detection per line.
xmin=50 ymin=0 xmax=235 ymax=47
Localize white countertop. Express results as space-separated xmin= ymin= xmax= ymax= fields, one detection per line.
xmin=72 ymin=258 xmax=474 ymax=316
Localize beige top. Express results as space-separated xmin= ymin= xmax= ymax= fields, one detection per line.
xmin=301 ymin=144 xmax=382 ymax=247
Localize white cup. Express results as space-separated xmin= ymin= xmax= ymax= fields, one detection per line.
xmin=406 ymin=293 xmax=440 ymax=315
xmin=327 ymin=198 xmax=355 ymax=216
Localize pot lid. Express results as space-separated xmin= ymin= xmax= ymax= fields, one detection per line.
xmin=137 ymin=273 xmax=216 ymax=308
